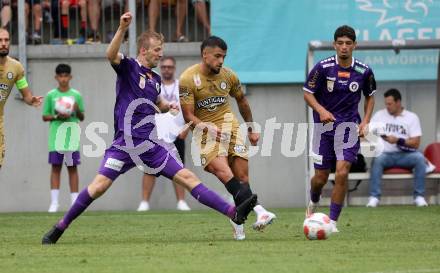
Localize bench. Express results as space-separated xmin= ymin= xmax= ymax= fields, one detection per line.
xmin=327 ymin=142 xmax=440 ymax=205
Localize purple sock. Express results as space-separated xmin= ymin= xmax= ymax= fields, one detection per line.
xmin=56 ymin=187 xmax=94 ymax=231
xmin=329 ymin=202 xmax=343 ymax=221
xmin=310 ymin=189 xmax=321 ymax=203
xmin=191 ymin=183 xmax=235 ymax=219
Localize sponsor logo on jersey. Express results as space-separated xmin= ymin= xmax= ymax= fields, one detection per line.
xmin=354 ymin=65 xmax=366 ymax=74
xmin=233 ymin=144 xmax=247 ymax=154
xmin=338 ymin=71 xmax=350 ymax=78
xmin=6 ymin=72 xmax=13 ymax=80
xmin=322 ymin=63 xmax=335 ymax=68
xmin=307 ymin=70 xmax=320 ymax=89
xmin=0 ymin=83 xmax=9 ymax=90
xmin=349 ymin=81 xmax=359 ymax=92
xmin=0 ymin=90 xmax=7 ymax=101
xmin=196 ymin=96 xmax=226 ymax=112
xmin=179 ymin=86 xmax=190 ymax=98
xmin=193 ymin=74 xmax=202 ymax=87
xmin=104 ymin=158 xmax=124 ymax=171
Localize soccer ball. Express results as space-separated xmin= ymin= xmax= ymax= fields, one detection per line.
xmin=55 ymin=96 xmax=75 ymax=115
xmin=303 ymin=212 xmax=333 ymax=240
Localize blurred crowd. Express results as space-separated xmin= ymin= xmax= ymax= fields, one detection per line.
xmin=1 ymin=0 xmax=210 ymax=44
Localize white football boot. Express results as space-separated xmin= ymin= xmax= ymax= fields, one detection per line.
xmin=252 ymin=206 xmax=276 ymax=231
xmin=305 ymin=200 xmax=319 ymax=217
xmin=229 ymin=219 xmax=245 ymax=240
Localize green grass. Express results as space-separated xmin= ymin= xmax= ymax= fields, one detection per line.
xmin=1 ymin=207 xmax=440 ymax=273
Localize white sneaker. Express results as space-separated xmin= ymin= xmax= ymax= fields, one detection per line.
xmin=414 ymin=196 xmax=428 ymax=207
xmin=252 ymin=211 xmax=276 ymax=231
xmin=48 ymin=203 xmax=59 ymax=213
xmin=366 ymin=196 xmax=380 ymax=208
xmin=426 ymin=160 xmax=436 ymax=173
xmin=330 ymin=220 xmax=339 ymax=233
xmin=137 ymin=201 xmax=150 ymax=211
xmin=229 ymin=219 xmax=245 ymax=240
xmin=176 ymin=200 xmax=191 ymax=211
xmin=305 ymin=200 xmax=319 ymax=217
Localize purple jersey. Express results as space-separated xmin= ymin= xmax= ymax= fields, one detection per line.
xmin=111 ymin=55 xmax=162 ymax=144
xmin=303 ymin=56 xmax=376 ymax=127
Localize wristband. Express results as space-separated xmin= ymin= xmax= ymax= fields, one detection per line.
xmin=397 ymin=138 xmax=405 ymax=146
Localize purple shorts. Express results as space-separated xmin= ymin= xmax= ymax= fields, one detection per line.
xmin=98 ymin=140 xmax=184 ymax=181
xmin=312 ymin=125 xmax=360 ymax=170
xmin=48 ymin=151 xmax=81 ymax=166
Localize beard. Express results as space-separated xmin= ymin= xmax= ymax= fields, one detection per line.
xmin=0 ymin=49 xmax=9 ymax=57
xmin=210 ymin=66 xmax=221 ymax=74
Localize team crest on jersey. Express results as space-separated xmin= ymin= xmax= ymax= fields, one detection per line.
xmin=196 ymin=96 xmax=226 ymax=112
xmin=6 ymin=72 xmax=13 ymax=80
xmin=327 ymin=80 xmax=335 ymax=92
xmin=193 ymin=74 xmax=202 ymax=87
xmin=220 ymin=81 xmax=227 ymax=90
xmin=139 ymin=75 xmax=146 ymax=89
xmin=349 ymin=81 xmax=359 ymax=92
xmin=200 ymin=156 xmax=207 ymax=166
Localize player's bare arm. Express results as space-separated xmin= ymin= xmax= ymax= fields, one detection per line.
xmin=19 ymin=87 xmax=43 ymax=107
xmin=106 ymin=12 xmax=132 ymax=65
xmin=156 ymin=95 xmax=178 ymax=114
xmin=233 ymin=91 xmax=259 ymax=146
xmin=74 ymin=103 xmax=85 ymax=121
xmin=304 ymin=91 xmax=336 ymax=123
xmin=359 ymin=95 xmax=374 ymax=137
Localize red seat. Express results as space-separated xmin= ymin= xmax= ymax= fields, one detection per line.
xmin=424 ymin=142 xmax=440 ymax=173
xmin=384 ymin=167 xmax=412 ymax=174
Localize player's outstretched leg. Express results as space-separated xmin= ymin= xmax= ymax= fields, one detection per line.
xmin=173 ymin=169 xmax=256 ymax=225
xmin=42 ymin=175 xmax=111 ymax=244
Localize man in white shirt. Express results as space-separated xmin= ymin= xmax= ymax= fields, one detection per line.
xmin=137 ymin=56 xmax=191 ymax=211
xmin=367 ymin=88 xmax=428 ymax=207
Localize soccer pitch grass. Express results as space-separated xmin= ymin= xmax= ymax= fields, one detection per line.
xmin=1 ymin=207 xmax=440 ymax=273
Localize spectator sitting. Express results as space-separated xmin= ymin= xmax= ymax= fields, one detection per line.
xmin=145 ymin=0 xmax=189 ymax=42
xmin=1 ymin=1 xmax=12 ymax=29
xmin=1 ymin=0 xmax=44 ymax=43
xmin=25 ymin=0 xmax=44 ymax=44
xmin=59 ymin=0 xmax=87 ymax=43
xmin=367 ymin=88 xmax=429 ymax=208
xmin=192 ymin=0 xmax=210 ymax=37
xmin=88 ymin=0 xmax=124 ymax=43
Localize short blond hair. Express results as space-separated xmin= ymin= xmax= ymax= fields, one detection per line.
xmin=137 ymin=31 xmax=164 ymax=54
